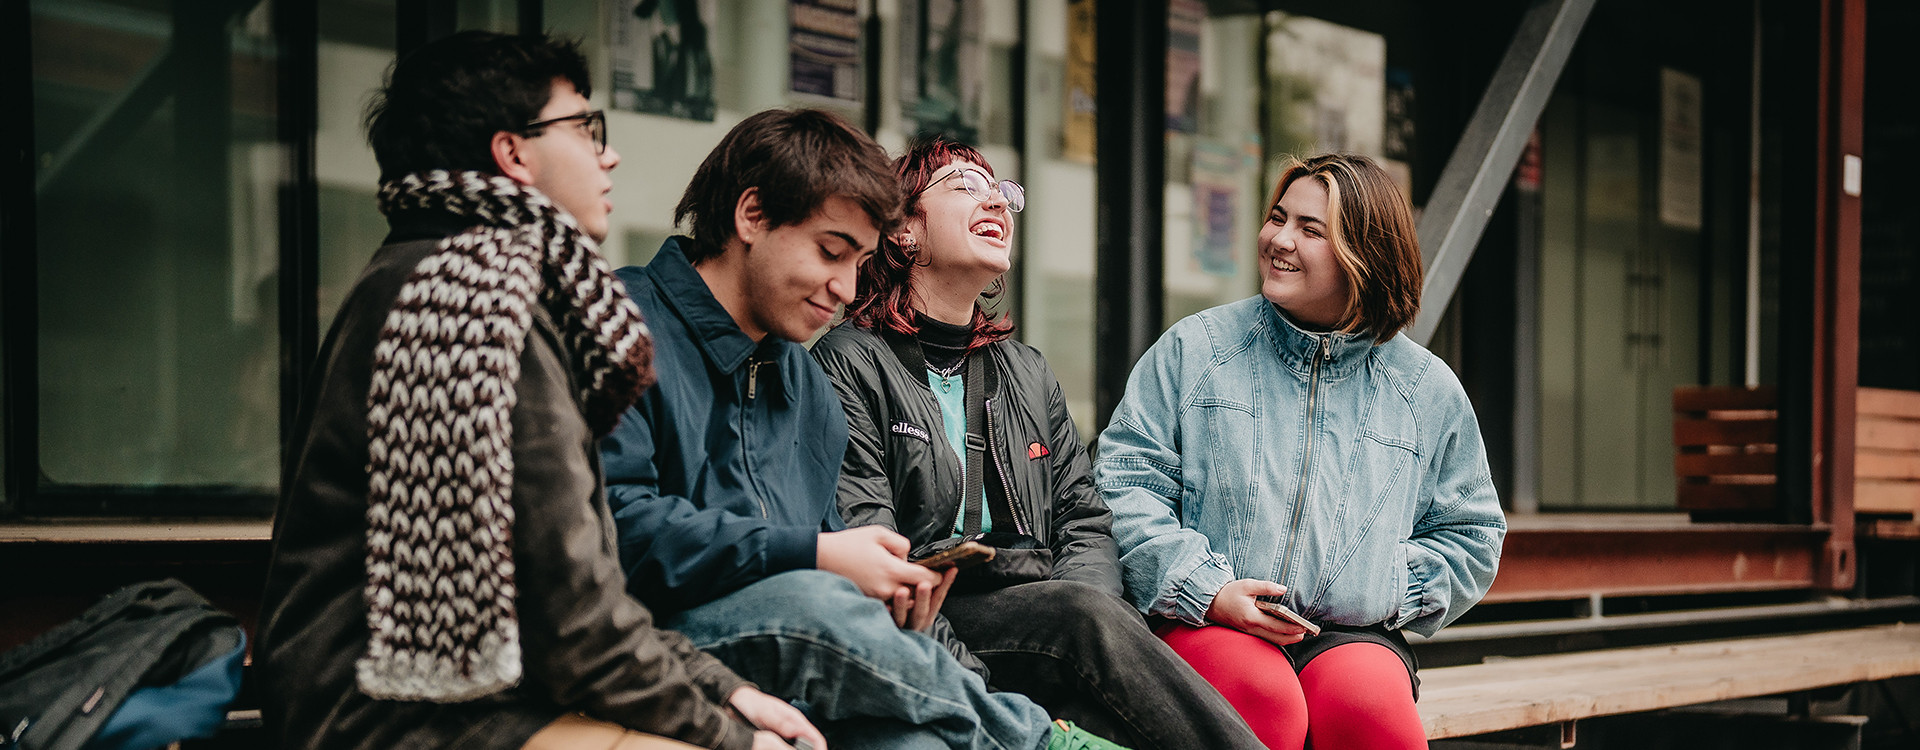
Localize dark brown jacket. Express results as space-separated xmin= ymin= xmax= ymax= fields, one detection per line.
xmin=257 ymin=213 xmax=755 ymax=750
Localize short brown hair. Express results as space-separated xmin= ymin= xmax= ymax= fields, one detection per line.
xmin=1268 ymin=154 xmax=1422 ymax=340
xmin=674 ymin=108 xmax=903 ymax=263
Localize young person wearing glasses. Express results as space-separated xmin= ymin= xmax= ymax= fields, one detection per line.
xmin=811 ymin=138 xmax=1263 ymax=750
xmin=1094 ymin=153 xmax=1506 ymax=750
xmin=258 ymin=32 xmax=812 ymax=750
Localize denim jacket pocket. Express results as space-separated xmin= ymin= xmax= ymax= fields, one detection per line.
xmin=1313 ymin=430 xmax=1419 ymax=625
xmin=1192 ymin=397 xmax=1256 ymax=529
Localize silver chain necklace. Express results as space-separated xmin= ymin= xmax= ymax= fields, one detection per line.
xmin=927 ymin=356 xmax=965 ymax=392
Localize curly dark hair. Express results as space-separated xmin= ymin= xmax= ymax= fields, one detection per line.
xmin=841 ymin=137 xmax=1015 ymax=351
xmin=366 ymin=31 xmax=590 ymax=181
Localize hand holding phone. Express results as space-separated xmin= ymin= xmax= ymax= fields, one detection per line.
xmin=1254 ymin=595 xmax=1321 ymax=637
xmin=911 ymin=540 xmax=995 ymax=571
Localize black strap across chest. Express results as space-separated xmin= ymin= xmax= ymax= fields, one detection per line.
xmin=960 ymin=352 xmax=987 ymax=536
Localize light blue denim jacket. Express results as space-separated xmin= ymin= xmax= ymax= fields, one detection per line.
xmin=1094 ymin=297 xmax=1505 ymax=638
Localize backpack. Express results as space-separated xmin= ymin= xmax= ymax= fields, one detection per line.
xmin=0 ymin=579 xmax=246 ymax=750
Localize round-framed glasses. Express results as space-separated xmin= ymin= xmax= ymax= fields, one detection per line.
xmin=915 ymin=166 xmax=1025 ymax=213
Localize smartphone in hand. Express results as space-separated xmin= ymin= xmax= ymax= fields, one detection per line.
xmin=911 ymin=540 xmax=996 ymax=571
xmin=1254 ymin=595 xmax=1321 ymax=636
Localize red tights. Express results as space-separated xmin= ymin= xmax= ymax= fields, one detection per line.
xmin=1158 ymin=623 xmax=1427 ymax=750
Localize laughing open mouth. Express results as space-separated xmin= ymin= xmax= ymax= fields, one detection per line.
xmin=971 ymin=219 xmax=1006 ymax=241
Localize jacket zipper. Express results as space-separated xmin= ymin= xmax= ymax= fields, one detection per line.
xmin=984 ymin=398 xmax=1031 ymax=536
xmin=1277 ymin=338 xmax=1327 ymax=588
xmin=744 ymin=358 xmax=769 ymax=518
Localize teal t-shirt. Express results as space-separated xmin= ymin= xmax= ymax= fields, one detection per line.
xmin=928 ymin=370 xmax=990 ymax=536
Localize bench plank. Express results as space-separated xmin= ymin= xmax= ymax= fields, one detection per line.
xmin=1861 ymin=519 xmax=1920 ymax=541
xmin=1857 ymin=450 xmax=1920 ymax=481
xmin=1419 ymin=624 xmax=1920 ymax=740
xmin=1673 ymin=386 xmax=1778 ymax=412
xmin=1857 ymin=480 xmax=1920 ymax=514
xmin=1674 ymin=451 xmax=1777 ymax=477
xmin=1858 ymin=416 xmax=1920 ymax=452
xmin=1674 ymin=483 xmax=1776 ymax=510
xmin=1673 ymin=418 xmax=1777 ymax=447
xmin=1859 ymin=387 xmax=1920 ymax=420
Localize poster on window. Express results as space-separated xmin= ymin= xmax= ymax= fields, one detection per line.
xmin=1191 ymin=139 xmax=1257 ymax=278
xmin=1167 ymin=0 xmax=1204 ymax=134
xmin=1262 ymin=12 xmax=1384 ymax=180
xmin=609 ymin=0 xmax=716 ymax=122
xmin=1659 ymin=67 xmax=1703 ymax=230
xmin=1062 ymin=0 xmax=1096 ymax=162
xmin=790 ymin=0 xmax=861 ymax=104
xmin=898 ymin=0 xmax=982 ymax=142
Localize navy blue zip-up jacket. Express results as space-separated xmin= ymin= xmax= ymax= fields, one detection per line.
xmin=601 ymin=237 xmax=849 ymax=613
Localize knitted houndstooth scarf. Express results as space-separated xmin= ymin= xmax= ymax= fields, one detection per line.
xmin=356 ymin=170 xmax=654 ymax=701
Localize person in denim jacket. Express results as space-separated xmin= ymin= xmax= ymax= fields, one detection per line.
xmin=1095 ymin=153 xmax=1506 ymax=750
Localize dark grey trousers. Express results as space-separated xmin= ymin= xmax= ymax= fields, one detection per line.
xmin=940 ymin=580 xmax=1266 ymax=750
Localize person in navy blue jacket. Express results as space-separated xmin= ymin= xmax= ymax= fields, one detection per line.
xmin=599 ymin=108 xmax=1129 ymax=750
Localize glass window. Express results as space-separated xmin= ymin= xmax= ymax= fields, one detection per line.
xmin=1162 ymin=3 xmax=1269 ymax=328
xmin=315 ymin=0 xmax=394 ymax=333
xmin=31 ymin=0 xmax=285 ymax=491
xmin=1014 ymin=0 xmax=1098 ymax=435
xmin=551 ymin=0 xmax=812 ymax=269
xmin=1533 ymin=0 xmax=1754 ymax=510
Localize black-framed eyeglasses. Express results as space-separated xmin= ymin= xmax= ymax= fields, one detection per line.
xmin=914 ymin=166 xmax=1026 ymax=213
xmin=523 ymin=110 xmax=607 ymax=155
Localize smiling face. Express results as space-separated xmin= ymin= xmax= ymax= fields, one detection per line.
xmin=905 ymin=160 xmax=1014 ymax=287
xmin=517 ymin=79 xmax=620 ymax=241
xmin=1258 ymin=175 xmax=1352 ymax=329
xmin=735 ymin=193 xmax=881 ymax=342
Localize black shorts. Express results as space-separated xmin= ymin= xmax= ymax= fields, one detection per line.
xmin=1279 ymin=623 xmax=1421 ymax=700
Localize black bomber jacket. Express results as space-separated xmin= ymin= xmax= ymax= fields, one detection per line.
xmin=811 ymin=323 xmax=1123 ymax=671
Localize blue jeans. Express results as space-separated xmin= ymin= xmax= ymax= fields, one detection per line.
xmin=664 ymin=570 xmax=1054 ymax=750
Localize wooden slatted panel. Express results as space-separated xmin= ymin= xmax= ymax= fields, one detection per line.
xmin=1674 ymin=452 xmax=1776 ymax=477
xmin=1673 ymin=387 xmax=1779 ymax=516
xmin=1854 ymin=388 xmax=1920 ymax=521
xmin=1420 ymin=624 xmax=1920 ymax=740
xmin=1673 ymin=386 xmax=1778 ymax=412
xmin=1673 ymin=418 xmax=1778 ymax=447
xmin=1858 ymin=387 xmax=1920 ymax=420
xmin=1856 ymin=480 xmax=1920 ymax=515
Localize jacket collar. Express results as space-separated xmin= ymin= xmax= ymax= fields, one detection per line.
xmin=645 ymin=236 xmax=797 ymax=398
xmin=876 ymin=325 xmax=999 ymax=395
xmin=383 ymin=207 xmax=481 ymax=245
xmin=1261 ymin=301 xmax=1376 ymax=380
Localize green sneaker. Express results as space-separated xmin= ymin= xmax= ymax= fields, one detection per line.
xmin=1044 ymin=719 xmax=1131 ymax=750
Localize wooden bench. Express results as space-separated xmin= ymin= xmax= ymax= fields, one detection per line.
xmin=1856 ymin=388 xmax=1920 ymax=538
xmin=1672 ymin=386 xmax=1779 ymax=516
xmin=1419 ymin=623 xmax=1920 ymax=741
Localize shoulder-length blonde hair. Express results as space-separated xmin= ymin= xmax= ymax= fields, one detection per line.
xmin=1268 ymin=153 xmax=1423 ymax=341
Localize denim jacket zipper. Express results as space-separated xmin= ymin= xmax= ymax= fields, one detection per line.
xmin=744 ymin=358 xmax=770 ymax=519
xmin=1277 ymin=337 xmax=1327 ymax=588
